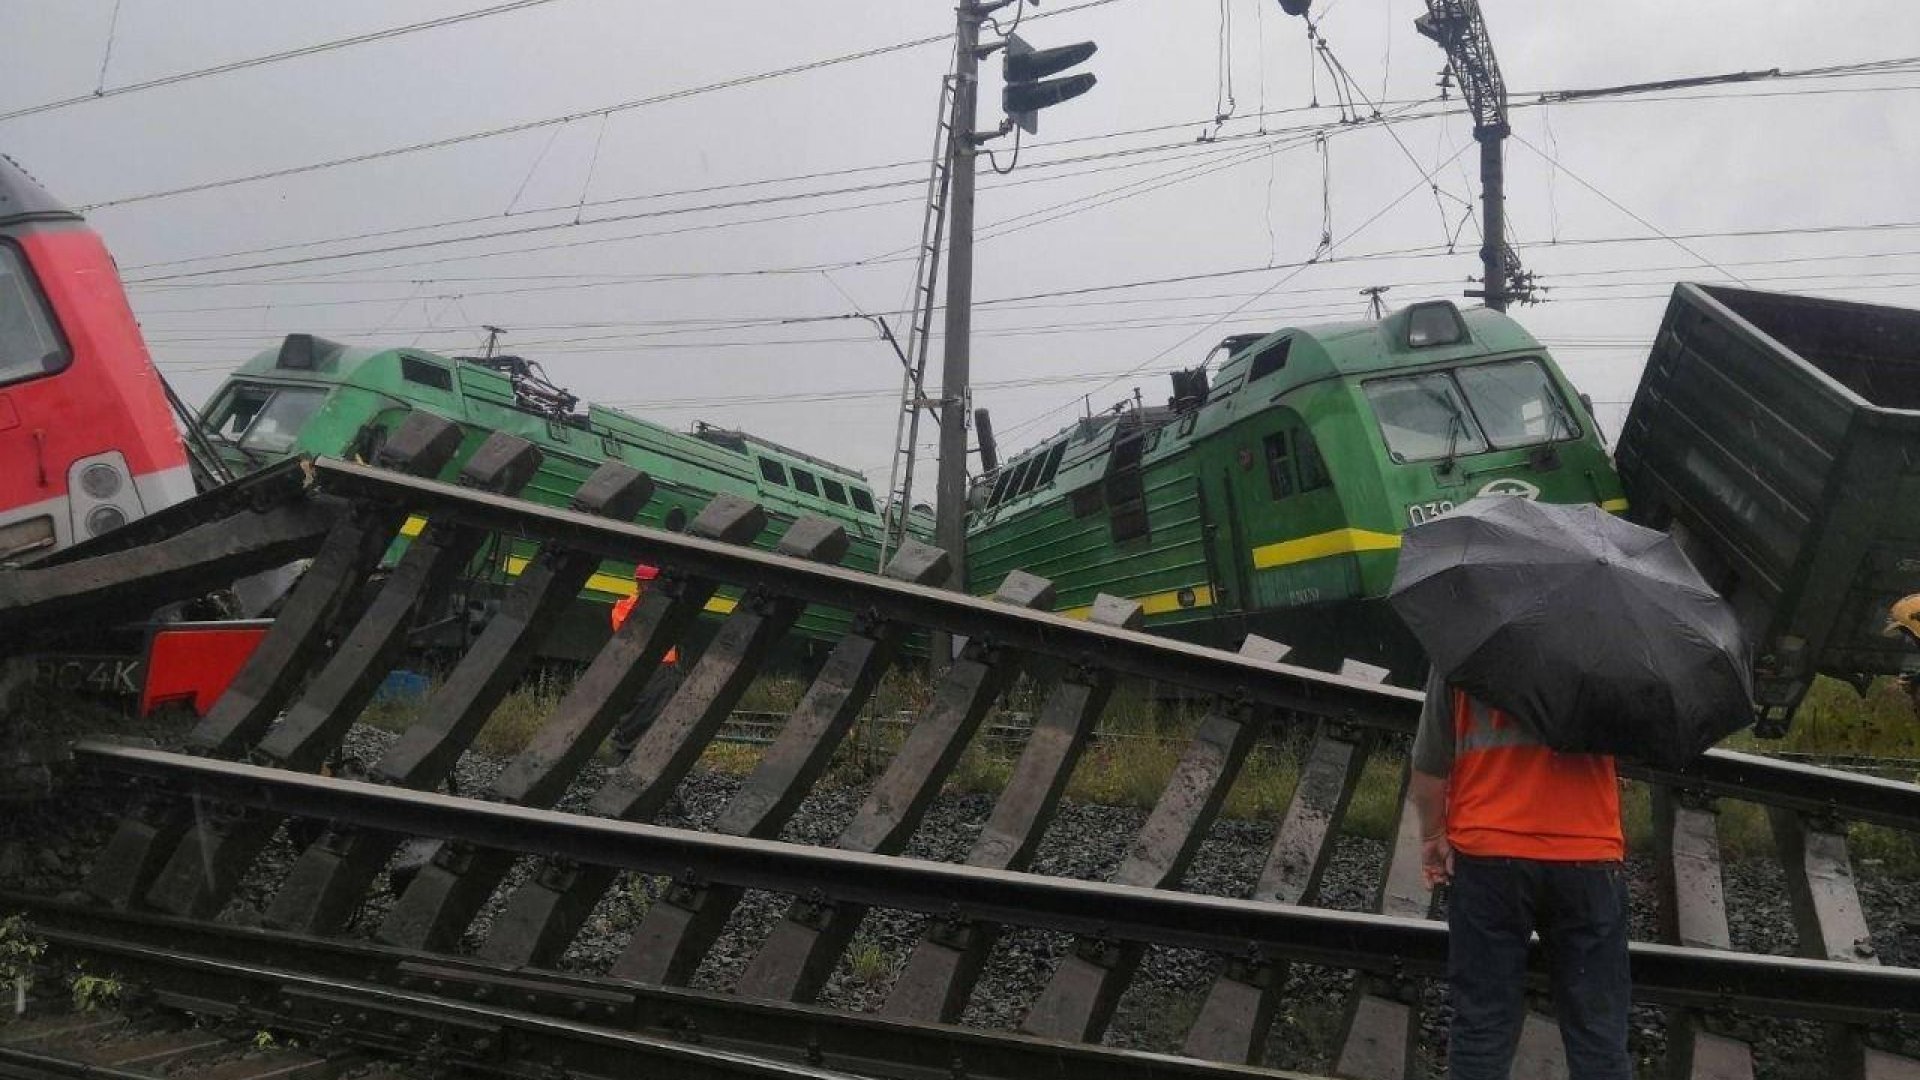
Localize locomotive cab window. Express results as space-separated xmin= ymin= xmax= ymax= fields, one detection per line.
xmin=758 ymin=458 xmax=788 ymax=486
xmin=1364 ymin=372 xmax=1489 ymax=463
xmin=204 ymin=383 xmax=328 ymax=455
xmin=1454 ymin=358 xmax=1580 ymax=448
xmin=1366 ymin=359 xmax=1579 ymax=464
xmin=821 ymin=478 xmax=849 ymax=505
xmin=850 ymin=487 xmax=876 ymax=513
xmin=790 ymin=467 xmax=820 ymax=497
xmin=0 ymin=243 xmax=69 ymax=387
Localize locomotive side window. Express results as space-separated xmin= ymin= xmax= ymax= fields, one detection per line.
xmin=1248 ymin=337 xmax=1292 ymax=382
xmin=999 ymin=459 xmax=1034 ymax=505
xmin=850 ymin=487 xmax=876 ymax=513
xmin=758 ymin=458 xmax=788 ymax=486
xmin=987 ymin=467 xmax=1015 ymax=508
xmin=1364 ymin=372 xmax=1488 ymax=463
xmin=1262 ymin=432 xmax=1295 ymax=499
xmin=1016 ymin=447 xmax=1056 ymax=497
xmin=821 ymin=477 xmax=849 ymax=505
xmin=401 ymin=355 xmax=453 ymax=391
xmin=1034 ymin=441 xmax=1068 ymax=488
xmin=790 ymin=467 xmax=820 ymax=496
xmin=1454 ymin=358 xmax=1580 ymax=448
xmin=0 ymin=244 xmax=69 ymax=387
xmin=1295 ymin=428 xmax=1331 ymax=491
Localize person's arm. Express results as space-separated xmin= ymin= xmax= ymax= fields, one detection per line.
xmin=1410 ymin=769 xmax=1451 ymax=887
xmin=1410 ymin=671 xmax=1455 ymax=887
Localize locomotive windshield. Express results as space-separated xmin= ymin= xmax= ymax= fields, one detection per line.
xmin=1366 ymin=357 xmax=1578 ymax=463
xmin=202 ymin=383 xmax=329 ymax=455
xmin=0 ymin=244 xmax=68 ymax=386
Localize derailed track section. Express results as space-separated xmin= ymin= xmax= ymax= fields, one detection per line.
xmin=5 ymin=443 xmax=1920 ymax=1079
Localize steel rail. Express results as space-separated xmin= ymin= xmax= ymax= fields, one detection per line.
xmin=26 ymin=928 xmax=874 ymax=1080
xmin=7 ymin=894 xmax=1324 ymax=1080
xmin=72 ymin=742 xmax=1920 ymax=1024
xmin=307 ymin=457 xmax=1920 ymax=830
xmin=0 ymin=1047 xmax=167 ymax=1080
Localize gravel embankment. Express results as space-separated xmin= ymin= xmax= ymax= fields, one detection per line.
xmin=4 ymin=720 xmax=1917 ymax=1078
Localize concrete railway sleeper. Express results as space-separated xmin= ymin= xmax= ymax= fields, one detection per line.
xmin=0 ymin=452 xmax=1917 ymax=1078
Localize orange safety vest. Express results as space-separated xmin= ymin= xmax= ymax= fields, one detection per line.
xmin=609 ymin=589 xmax=677 ymax=664
xmin=1446 ymin=687 xmax=1623 ymax=862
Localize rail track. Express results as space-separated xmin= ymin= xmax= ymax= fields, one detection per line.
xmin=2 ymin=418 xmax=1918 ymax=1079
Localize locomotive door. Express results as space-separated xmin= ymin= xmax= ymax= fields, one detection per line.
xmin=1192 ymin=425 xmax=1254 ymax=638
xmin=1197 ymin=414 xmax=1344 ymax=639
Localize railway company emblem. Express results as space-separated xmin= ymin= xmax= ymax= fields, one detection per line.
xmin=1477 ymin=478 xmax=1541 ymax=500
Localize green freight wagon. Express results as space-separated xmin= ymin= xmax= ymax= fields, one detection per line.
xmin=965 ymin=300 xmax=1626 ymax=681
xmin=1616 ymin=283 xmax=1920 ymax=732
xmin=197 ymin=335 xmax=894 ymax=661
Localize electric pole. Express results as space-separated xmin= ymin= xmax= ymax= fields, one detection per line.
xmin=933 ymin=1 xmax=983 ymax=609
xmin=925 ymin=2 xmax=1097 ymax=663
xmin=1412 ymin=0 xmax=1530 ymax=311
xmin=1476 ymin=120 xmax=1510 ymax=312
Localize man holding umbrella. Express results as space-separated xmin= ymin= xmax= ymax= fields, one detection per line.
xmin=1393 ymin=495 xmax=1753 ymax=1080
xmin=1410 ymin=678 xmax=1629 ymax=1078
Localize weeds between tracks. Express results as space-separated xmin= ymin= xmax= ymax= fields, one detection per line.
xmin=355 ymin=668 xmax=1920 ymax=872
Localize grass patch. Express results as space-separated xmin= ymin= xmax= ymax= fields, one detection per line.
xmin=1726 ymin=675 xmax=1920 ymax=759
xmin=1224 ymin=744 xmax=1300 ymax=821
xmin=736 ymin=674 xmax=808 ymax=713
xmin=1067 ymin=729 xmax=1186 ymax=810
xmin=353 ymin=671 xmax=583 ymax=759
xmin=1340 ymin=751 xmax=1408 ymax=841
xmin=1850 ymin=821 xmax=1920 ymax=876
xmin=845 ymin=940 xmax=890 ymax=985
xmin=949 ymin=738 xmax=1015 ymax=796
xmin=1619 ymin=780 xmax=1775 ymax=861
xmin=698 ymin=741 xmax=764 ymax=776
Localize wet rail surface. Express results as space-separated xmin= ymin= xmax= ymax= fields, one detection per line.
xmin=2 ymin=423 xmax=1918 ymax=1080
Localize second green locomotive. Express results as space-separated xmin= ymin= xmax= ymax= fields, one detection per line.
xmin=197 ymin=335 xmax=894 ymax=660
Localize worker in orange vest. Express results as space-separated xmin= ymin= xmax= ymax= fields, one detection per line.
xmin=610 ymin=563 xmax=678 ymax=662
xmin=609 ymin=562 xmax=683 ymax=754
xmin=1412 ymin=675 xmax=1629 ymax=1079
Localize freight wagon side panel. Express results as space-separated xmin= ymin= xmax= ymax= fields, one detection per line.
xmin=1616 ymin=282 xmax=1920 ymax=726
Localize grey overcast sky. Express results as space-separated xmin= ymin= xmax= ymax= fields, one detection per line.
xmin=5 ymin=1 xmax=1919 ymax=499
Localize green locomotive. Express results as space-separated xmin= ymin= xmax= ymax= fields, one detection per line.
xmin=196 ymin=334 xmax=895 ymax=660
xmin=964 ymin=300 xmax=1626 ymax=680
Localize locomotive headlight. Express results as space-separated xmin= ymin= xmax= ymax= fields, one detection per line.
xmin=86 ymin=505 xmax=127 ymax=536
xmin=80 ymin=462 xmax=124 ymax=499
xmin=1404 ymin=301 xmax=1468 ymax=348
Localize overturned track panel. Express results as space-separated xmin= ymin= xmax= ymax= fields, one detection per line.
xmin=8 ymin=452 xmax=1920 ymax=1079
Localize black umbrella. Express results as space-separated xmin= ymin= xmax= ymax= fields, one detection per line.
xmin=1388 ymin=496 xmax=1753 ymax=768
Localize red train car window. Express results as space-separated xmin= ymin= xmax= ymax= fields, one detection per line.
xmin=0 ymin=242 xmax=70 ymax=387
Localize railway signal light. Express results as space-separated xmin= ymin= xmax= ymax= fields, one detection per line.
xmin=1002 ymin=33 xmax=1097 ymax=134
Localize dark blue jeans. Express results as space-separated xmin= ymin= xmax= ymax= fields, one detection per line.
xmin=1446 ymin=853 xmax=1632 ymax=1080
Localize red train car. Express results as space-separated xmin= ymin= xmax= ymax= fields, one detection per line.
xmin=0 ymin=154 xmax=192 ymax=560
